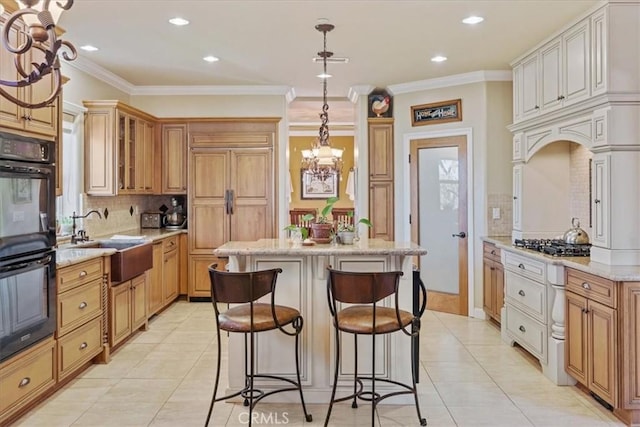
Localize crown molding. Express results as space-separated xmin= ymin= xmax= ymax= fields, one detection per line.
xmin=131 ymin=84 xmax=292 ymax=96
xmin=387 ymin=70 xmax=512 ymax=95
xmin=63 ymin=56 xmax=135 ymax=95
xmin=347 ymin=85 xmax=375 ymax=103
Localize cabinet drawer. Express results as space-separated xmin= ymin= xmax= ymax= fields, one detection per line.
xmin=506 ymin=305 xmax=547 ymax=362
xmin=483 ymin=243 xmax=501 ymax=263
xmin=163 ymin=235 xmax=179 ymax=253
xmin=0 ymin=338 xmax=55 ymax=416
xmin=58 ymin=258 xmax=103 ymax=293
xmin=57 ymin=278 xmax=103 ymax=336
xmin=566 ymin=268 xmax=616 ymax=308
xmin=57 ymin=317 xmax=103 ymax=381
xmin=505 ymin=270 xmax=546 ymax=322
xmin=504 ymin=251 xmax=545 ymax=283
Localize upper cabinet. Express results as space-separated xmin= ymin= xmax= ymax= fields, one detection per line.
xmin=512 ymin=17 xmax=591 ymax=124
xmin=0 ymin=12 xmax=59 ymax=139
xmin=161 ymin=124 xmax=187 ymax=194
xmin=84 ymin=101 xmax=158 ymax=196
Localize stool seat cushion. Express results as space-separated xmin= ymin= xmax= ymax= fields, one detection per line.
xmin=219 ymin=303 xmax=300 ymax=332
xmin=336 ymin=306 xmax=413 ymax=334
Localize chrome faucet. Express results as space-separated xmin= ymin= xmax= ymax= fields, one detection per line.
xmin=71 ymin=210 xmax=102 ymax=244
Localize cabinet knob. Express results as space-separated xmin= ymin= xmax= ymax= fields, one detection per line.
xmin=557 ymin=95 xmax=565 ymax=101
xmin=518 ymin=263 xmax=525 ymax=270
xmin=79 ymin=270 xmax=87 ymax=278
xmin=490 ymin=267 xmax=495 ymax=271
xmin=78 ymin=301 xmax=88 ymax=310
xmin=581 ymin=308 xmax=590 ymax=314
xmin=490 ymin=250 xmax=496 ymax=255
xmin=582 ymin=282 xmax=591 ymax=290
xmin=79 ymin=342 xmax=88 ymax=350
xmin=18 ymin=377 xmax=31 ymax=388
xmin=534 ymin=105 xmax=540 ymax=110
xmin=519 ymin=325 xmax=526 ymax=333
xmin=518 ymin=290 xmax=525 ymax=297
xmin=594 ymin=199 xmax=601 ymax=204
xmin=513 ymin=196 xmax=518 ymax=200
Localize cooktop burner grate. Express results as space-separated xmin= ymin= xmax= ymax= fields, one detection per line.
xmin=513 ymin=239 xmax=591 ymax=257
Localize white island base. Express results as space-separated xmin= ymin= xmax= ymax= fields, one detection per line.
xmin=214 ymin=238 xmax=427 ymax=404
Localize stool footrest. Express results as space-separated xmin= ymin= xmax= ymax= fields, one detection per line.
xmin=330 ymin=376 xmax=417 ymax=405
xmin=214 ymin=373 xmax=301 ymax=408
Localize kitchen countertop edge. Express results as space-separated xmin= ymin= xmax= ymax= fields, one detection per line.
xmin=481 ymin=236 xmax=640 ymax=281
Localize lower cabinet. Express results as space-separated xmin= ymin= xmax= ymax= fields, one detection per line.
xmin=147 ymin=235 xmax=181 ymax=317
xmin=482 ymin=242 xmax=504 ymax=323
xmin=109 ymin=274 xmax=147 ymax=348
xmin=565 ymin=268 xmax=618 ymax=407
xmin=0 ymin=338 xmax=56 ymax=425
xmin=56 ymin=257 xmax=107 ymax=381
xmin=188 ymin=255 xmax=227 ymax=298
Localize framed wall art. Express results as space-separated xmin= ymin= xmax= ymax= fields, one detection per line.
xmin=301 ymin=171 xmax=339 ymax=199
xmin=411 ymin=99 xmax=462 ymax=126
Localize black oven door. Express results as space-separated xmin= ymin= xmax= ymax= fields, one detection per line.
xmin=0 ymin=160 xmax=55 ymax=258
xmin=0 ymin=250 xmax=56 ymax=362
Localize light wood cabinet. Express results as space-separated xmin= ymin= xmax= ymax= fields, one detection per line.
xmin=482 ymin=243 xmax=504 ymax=323
xmin=109 ymin=274 xmax=147 ymax=348
xmin=565 ymin=268 xmax=617 ymax=407
xmin=0 ymin=12 xmax=59 ymax=139
xmin=187 ymin=120 xmax=276 ymax=298
xmin=368 ymin=118 xmax=394 ymax=241
xmin=162 ymin=124 xmax=187 ymax=194
xmin=147 ymin=241 xmax=164 ymax=316
xmin=83 ymin=101 xmax=158 ymax=196
xmin=56 ymin=257 xmax=106 ymax=381
xmin=146 ymin=235 xmax=181 ymax=317
xmin=0 ymin=337 xmax=56 ymax=425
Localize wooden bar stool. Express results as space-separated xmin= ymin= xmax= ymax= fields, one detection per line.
xmin=205 ymin=265 xmax=312 ymax=427
xmin=324 ymin=268 xmax=427 ymax=427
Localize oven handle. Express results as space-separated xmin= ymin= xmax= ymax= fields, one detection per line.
xmin=1 ymin=162 xmax=52 ymax=176
xmin=0 ymin=254 xmax=53 ymax=274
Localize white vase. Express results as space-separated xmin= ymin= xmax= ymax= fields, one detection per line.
xmin=339 ymin=231 xmax=355 ymax=244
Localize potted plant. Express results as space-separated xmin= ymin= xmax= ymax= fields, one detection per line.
xmin=337 ymin=212 xmax=372 ymax=244
xmin=307 ymin=196 xmax=338 ymax=243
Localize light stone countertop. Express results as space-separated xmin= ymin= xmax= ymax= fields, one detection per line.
xmin=56 ymin=228 xmax=187 ymax=268
xmin=214 ymin=238 xmax=427 ymax=257
xmin=482 ymin=236 xmax=640 ymax=281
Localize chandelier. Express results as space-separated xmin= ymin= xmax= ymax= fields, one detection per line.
xmin=301 ymin=22 xmax=343 ymax=182
xmin=0 ymin=0 xmax=77 ymax=109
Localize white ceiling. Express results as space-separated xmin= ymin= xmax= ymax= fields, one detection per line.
xmin=55 ymin=0 xmax=599 ymax=120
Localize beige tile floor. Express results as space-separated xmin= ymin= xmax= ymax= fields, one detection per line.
xmin=14 ymin=301 xmax=625 ymax=427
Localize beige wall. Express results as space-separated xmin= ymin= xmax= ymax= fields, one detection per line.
xmin=288 ymin=136 xmax=355 ymax=212
xmin=61 ymin=64 xmax=130 ymax=105
xmin=391 ymin=80 xmax=513 ymax=313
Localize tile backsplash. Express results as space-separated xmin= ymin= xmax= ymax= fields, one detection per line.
xmin=78 ymin=194 xmax=176 ymax=238
xmin=487 ymin=193 xmax=513 ymax=236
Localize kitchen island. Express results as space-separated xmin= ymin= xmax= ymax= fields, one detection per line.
xmin=213 ymin=238 xmax=427 ymax=404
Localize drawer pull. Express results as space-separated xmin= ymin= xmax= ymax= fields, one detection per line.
xmin=18 ymin=377 xmax=31 ymax=388
xmin=490 ymin=250 xmax=496 ymax=255
xmin=518 ymin=263 xmax=525 ymax=270
xmin=518 ymin=325 xmax=526 ymax=333
xmin=79 ymin=342 xmax=88 ymax=350
xmin=582 ymin=282 xmax=591 ymax=290
xmin=518 ymin=290 xmax=525 ymax=297
xmin=79 ymin=270 xmax=87 ymax=278
xmin=78 ymin=301 xmax=88 ymax=309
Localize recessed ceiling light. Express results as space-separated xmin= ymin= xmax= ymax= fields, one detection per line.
xmin=431 ymin=56 xmax=447 ymax=63
xmin=80 ymin=45 xmax=99 ymax=52
xmin=462 ymin=16 xmax=484 ymax=25
xmin=317 ymin=73 xmax=332 ymax=79
xmin=169 ymin=17 xmax=189 ymax=26
xmin=203 ymin=56 xmax=219 ymax=63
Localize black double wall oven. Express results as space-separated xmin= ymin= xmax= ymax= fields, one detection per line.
xmin=0 ymin=131 xmax=56 ymax=363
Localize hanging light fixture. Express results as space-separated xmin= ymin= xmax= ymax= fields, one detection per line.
xmin=0 ymin=0 xmax=77 ymax=109
xmin=301 ymin=22 xmax=343 ymax=182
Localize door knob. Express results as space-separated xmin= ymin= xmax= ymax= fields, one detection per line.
xmin=452 ymin=232 xmax=466 ymax=238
